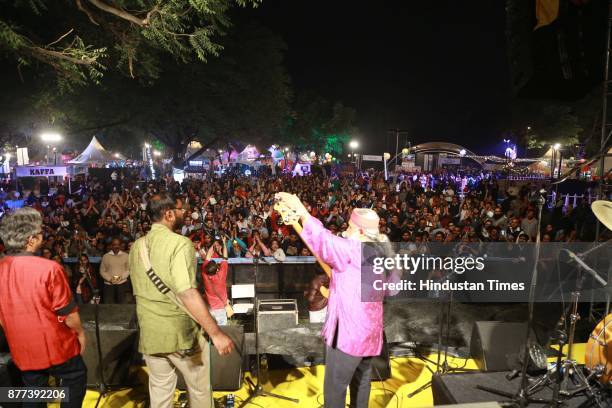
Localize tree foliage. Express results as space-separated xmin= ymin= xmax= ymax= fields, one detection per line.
xmin=0 ymin=21 xmax=290 ymax=160
xmin=0 ymin=0 xmax=260 ymax=90
xmin=506 ymin=89 xmax=601 ymax=154
xmin=524 ymin=103 xmax=582 ymax=149
xmin=284 ymin=91 xmax=357 ymax=157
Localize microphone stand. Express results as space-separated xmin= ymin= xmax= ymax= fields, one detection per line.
xmin=517 ymin=195 xmax=546 ymax=406
xmin=407 ymin=267 xmax=475 ymax=399
xmin=92 ymin=286 xmax=107 ymax=408
xmin=477 ymin=195 xmax=553 ymax=406
xmin=239 ymin=251 xmax=299 ymax=407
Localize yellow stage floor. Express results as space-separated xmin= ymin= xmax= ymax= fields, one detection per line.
xmin=51 ymin=344 xmax=587 ymax=408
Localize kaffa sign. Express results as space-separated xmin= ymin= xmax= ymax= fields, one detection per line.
xmin=16 ymin=166 xmax=68 ymax=178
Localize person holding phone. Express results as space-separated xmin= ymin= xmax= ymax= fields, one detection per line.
xmin=201 ymin=237 xmax=231 ymax=325
xmin=75 ymin=254 xmax=100 ymax=304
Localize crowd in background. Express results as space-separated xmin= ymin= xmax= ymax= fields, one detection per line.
xmin=0 ymin=168 xmax=606 ymax=304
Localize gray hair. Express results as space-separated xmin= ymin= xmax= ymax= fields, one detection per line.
xmin=0 ymin=207 xmax=43 ymax=253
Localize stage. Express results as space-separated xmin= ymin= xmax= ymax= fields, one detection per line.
xmin=48 ymin=344 xmax=590 ymax=408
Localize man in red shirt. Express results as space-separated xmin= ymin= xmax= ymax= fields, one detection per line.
xmin=0 ymin=208 xmax=87 ymax=408
xmin=201 ymin=237 xmax=230 ymax=325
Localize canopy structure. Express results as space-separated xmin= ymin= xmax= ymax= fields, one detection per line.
xmin=411 ymin=142 xmax=484 ymax=164
xmin=67 ymin=136 xmax=116 ymax=165
xmin=238 ymin=145 xmax=260 ymax=161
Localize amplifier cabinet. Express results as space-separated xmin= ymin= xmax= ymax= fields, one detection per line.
xmin=256 ymin=299 xmax=298 ymax=333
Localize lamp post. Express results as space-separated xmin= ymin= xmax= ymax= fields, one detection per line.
xmin=551 ymin=143 xmax=561 ymax=180
xmin=349 ymin=140 xmax=359 ymax=169
xmin=383 ymin=152 xmax=391 ymax=180
xmin=40 ymin=132 xmax=62 ymax=165
xmin=387 ymin=129 xmax=409 ymax=168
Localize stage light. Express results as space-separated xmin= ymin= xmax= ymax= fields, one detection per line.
xmin=459 ymin=149 xmax=466 ymax=157
xmin=553 ymin=143 xmax=561 ymax=150
xmin=153 ymin=150 xmax=161 ymax=156
xmin=349 ymin=140 xmax=359 ymax=149
xmin=40 ymin=132 xmax=62 ymax=142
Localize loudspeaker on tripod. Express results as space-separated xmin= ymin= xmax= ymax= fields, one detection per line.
xmin=470 ymin=321 xmax=534 ymax=372
xmin=79 ymin=304 xmax=139 ymax=387
xmin=177 ymin=324 xmax=245 ymax=391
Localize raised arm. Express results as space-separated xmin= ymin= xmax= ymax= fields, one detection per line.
xmin=274 ymin=192 xmax=349 ymax=273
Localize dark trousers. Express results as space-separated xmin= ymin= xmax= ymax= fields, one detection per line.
xmin=21 ymin=354 xmax=87 ymax=408
xmin=103 ymin=281 xmax=129 ymax=304
xmin=324 ymin=346 xmax=372 ymax=408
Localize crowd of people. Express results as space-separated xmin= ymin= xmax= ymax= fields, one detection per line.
xmin=0 ymin=167 xmax=608 ymax=408
xmin=0 ymin=169 xmax=605 ymax=305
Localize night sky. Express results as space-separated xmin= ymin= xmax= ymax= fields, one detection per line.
xmin=246 ymin=0 xmax=511 ymax=155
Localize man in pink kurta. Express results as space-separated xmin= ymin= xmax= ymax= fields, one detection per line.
xmin=276 ymin=192 xmax=395 ymax=408
xmin=300 ymin=216 xmax=384 ymax=357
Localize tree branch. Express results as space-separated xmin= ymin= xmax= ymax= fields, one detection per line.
xmin=46 ymin=29 xmax=76 ymax=48
xmin=76 ymin=0 xmax=100 ymax=26
xmin=144 ymin=6 xmax=160 ymax=25
xmin=69 ymin=116 xmax=138 ymax=134
xmin=128 ymin=51 xmax=134 ymax=78
xmin=29 ymin=46 xmax=98 ymax=65
xmin=86 ymin=0 xmax=148 ymax=26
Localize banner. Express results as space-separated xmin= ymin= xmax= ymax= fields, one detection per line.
xmin=438 ymin=158 xmax=461 ymax=165
xmin=16 ymin=147 xmax=29 ymax=166
xmin=16 ymin=166 xmax=68 ymax=178
xmin=361 ymin=154 xmax=383 ymax=162
xmin=401 ymin=161 xmax=420 ymax=171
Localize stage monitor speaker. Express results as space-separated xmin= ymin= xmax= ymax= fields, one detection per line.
xmin=0 ymin=354 xmax=21 ymax=407
xmin=79 ymin=304 xmax=139 ymax=387
xmin=0 ymin=353 xmax=21 ymax=388
xmin=437 ymin=403 xmax=503 ymax=408
xmin=371 ymin=332 xmax=391 ymax=381
xmin=177 ymin=325 xmax=245 ymax=391
xmin=432 ymin=371 xmax=591 ymax=406
xmin=257 ymin=299 xmax=298 ymax=333
xmin=0 ymin=326 xmax=8 ymax=353
xmin=469 ymin=321 xmax=532 ymax=372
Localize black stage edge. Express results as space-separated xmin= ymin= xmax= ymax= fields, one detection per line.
xmin=432 ymin=371 xmax=592 ymax=407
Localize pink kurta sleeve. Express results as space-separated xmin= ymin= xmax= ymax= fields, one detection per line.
xmin=300 ymin=216 xmax=355 ymax=271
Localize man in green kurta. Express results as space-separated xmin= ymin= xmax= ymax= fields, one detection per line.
xmin=129 ymin=193 xmax=233 ymax=408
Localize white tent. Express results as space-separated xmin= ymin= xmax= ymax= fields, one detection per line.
xmin=238 ymin=145 xmax=260 ymax=161
xmin=67 ymin=136 xmax=116 ymax=164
